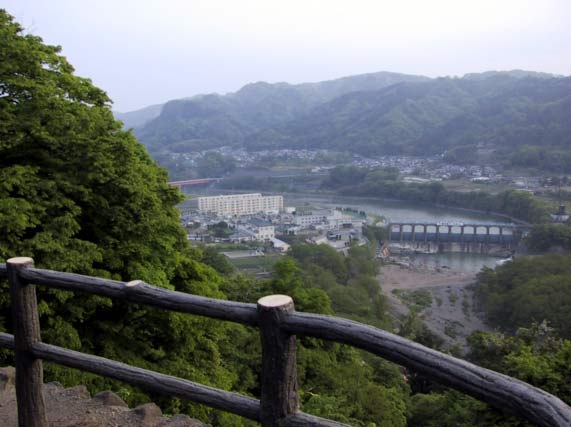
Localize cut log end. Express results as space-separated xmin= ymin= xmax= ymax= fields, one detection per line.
xmin=257 ymin=295 xmax=293 ymax=309
xmin=7 ymin=257 xmax=34 ymax=266
xmin=125 ymin=280 xmax=144 ymax=288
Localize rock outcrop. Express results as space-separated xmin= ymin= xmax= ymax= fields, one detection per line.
xmin=0 ymin=367 xmax=208 ymax=426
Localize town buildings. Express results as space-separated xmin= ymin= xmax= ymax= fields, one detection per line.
xmin=239 ymin=218 xmax=276 ymax=241
xmin=198 ymin=193 xmax=283 ymax=216
xmin=187 ymin=195 xmax=367 ymax=253
xmin=293 ymin=209 xmax=332 ymax=226
xmin=551 ymin=205 xmax=570 ymax=223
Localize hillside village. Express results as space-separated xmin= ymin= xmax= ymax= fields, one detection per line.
xmin=171 ymin=147 xmax=548 ymax=192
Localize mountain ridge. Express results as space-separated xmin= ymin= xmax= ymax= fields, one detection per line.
xmin=115 ymin=71 xmax=430 ymax=131
xmin=114 ymin=69 xmax=562 ymax=124
xmin=116 ymin=70 xmax=571 ymax=170
xmin=255 ymin=74 xmax=571 ymax=157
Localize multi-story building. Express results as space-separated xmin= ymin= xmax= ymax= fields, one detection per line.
xmin=293 ymin=209 xmax=331 ymax=226
xmin=243 ymin=218 xmax=275 ymax=241
xmin=198 ymin=193 xmax=283 ymax=216
xmin=293 ymin=209 xmax=355 ymax=227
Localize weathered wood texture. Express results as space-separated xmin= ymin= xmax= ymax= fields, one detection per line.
xmin=257 ymin=295 xmax=299 ymax=426
xmin=0 ymin=332 xmax=15 ymax=350
xmin=283 ymin=312 xmax=571 ymax=427
xmin=3 ymin=262 xmax=571 ymax=427
xmin=7 ymin=258 xmax=48 ymax=427
xmin=0 ymin=332 xmax=348 ymax=426
xmin=283 ymin=413 xmax=351 ymax=427
xmin=19 ymin=267 xmax=258 ymax=326
xmin=29 ymin=340 xmax=261 ymax=421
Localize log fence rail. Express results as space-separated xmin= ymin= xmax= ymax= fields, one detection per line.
xmin=0 ymin=258 xmax=570 ymax=427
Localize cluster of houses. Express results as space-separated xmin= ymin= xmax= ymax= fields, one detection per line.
xmin=184 ymin=193 xmax=367 ymax=254
xmin=171 ymin=147 xmax=341 ymax=169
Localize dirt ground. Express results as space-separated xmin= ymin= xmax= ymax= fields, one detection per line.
xmin=0 ymin=367 xmax=206 ymax=427
xmin=379 ymin=264 xmax=492 ymax=351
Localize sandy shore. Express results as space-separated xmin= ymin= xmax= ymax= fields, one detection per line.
xmin=379 ymin=264 xmax=492 ymax=350
xmin=380 ymin=264 xmax=477 ymax=294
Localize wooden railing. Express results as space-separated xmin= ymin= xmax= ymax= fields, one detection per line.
xmin=0 ymin=257 xmax=570 ymax=427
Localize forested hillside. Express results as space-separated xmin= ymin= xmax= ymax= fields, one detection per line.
xmin=0 ymin=10 xmax=242 ymax=425
xmin=114 ymin=103 xmax=165 ymax=129
xmin=476 ymin=255 xmax=571 ymax=338
xmin=263 ymin=74 xmax=571 ymax=159
xmin=131 ymin=70 xmax=571 ymax=171
xmin=133 ymin=72 xmax=430 ymax=153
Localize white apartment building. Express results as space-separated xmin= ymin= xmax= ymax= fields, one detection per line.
xmin=251 ymin=223 xmax=275 ymax=241
xmin=293 ymin=209 xmax=330 ymax=226
xmin=293 ymin=209 xmax=349 ymax=227
xmin=198 ymin=193 xmax=283 ymax=216
xmin=238 ymin=219 xmax=275 ymax=241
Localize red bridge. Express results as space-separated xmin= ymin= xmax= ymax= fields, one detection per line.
xmin=167 ymin=178 xmax=218 ymax=188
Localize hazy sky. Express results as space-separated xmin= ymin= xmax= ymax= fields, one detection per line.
xmin=4 ymin=0 xmax=571 ymax=112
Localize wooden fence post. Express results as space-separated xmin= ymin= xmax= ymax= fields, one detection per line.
xmin=7 ymin=257 xmax=48 ymax=427
xmin=257 ymin=295 xmax=299 ymax=426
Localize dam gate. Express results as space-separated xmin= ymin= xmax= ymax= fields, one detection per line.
xmin=388 ymin=222 xmax=520 ymax=254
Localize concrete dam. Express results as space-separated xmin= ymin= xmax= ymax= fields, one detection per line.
xmin=388 ymin=222 xmax=521 ymax=255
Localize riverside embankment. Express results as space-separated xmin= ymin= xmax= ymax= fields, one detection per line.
xmin=379 ymin=263 xmax=492 ymax=350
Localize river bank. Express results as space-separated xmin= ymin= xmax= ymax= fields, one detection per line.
xmin=379 ymin=263 xmax=492 ymax=351
xmin=186 ymin=187 xmax=519 ymax=224
xmin=204 ymin=180 xmax=540 ymax=224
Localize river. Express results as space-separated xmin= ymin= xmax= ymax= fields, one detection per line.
xmin=285 ymin=194 xmax=509 ymax=224
xmin=287 ymin=194 xmax=510 ymax=272
xmin=185 ymin=190 xmax=511 ymax=272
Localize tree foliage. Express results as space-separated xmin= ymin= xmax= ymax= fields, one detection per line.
xmin=413 ymin=254 xmax=571 ymax=426
xmin=0 ymin=15 xmax=412 ymax=424
xmin=409 ymin=323 xmax=571 ymax=427
xmin=0 ymin=11 xmax=244 ymax=424
xmin=476 ymin=255 xmax=571 ymax=339
xmin=221 ymin=255 xmax=409 ymax=427
xmin=324 ymin=166 xmax=550 ymax=223
xmin=135 ymin=73 xmax=429 ymax=154
xmin=4 ymin=10 xmax=569 ymax=426
xmin=288 ymin=243 xmax=388 ymax=327
xmin=525 ymin=223 xmax=571 ymax=252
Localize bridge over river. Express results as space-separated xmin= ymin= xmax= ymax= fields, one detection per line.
xmin=388 ymin=222 xmax=522 ymax=254
xmin=167 ymin=178 xmax=218 ymax=188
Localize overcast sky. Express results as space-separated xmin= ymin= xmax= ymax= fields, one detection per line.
xmin=4 ymin=0 xmax=571 ymax=112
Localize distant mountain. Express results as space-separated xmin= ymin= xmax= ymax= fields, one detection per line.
xmin=256 ymin=74 xmax=571 ymax=158
xmin=132 ymin=71 xmax=430 ymax=152
xmin=462 ymin=69 xmax=562 ymax=81
xmin=126 ymin=70 xmax=571 ymax=170
xmin=114 ymin=103 xmax=165 ymax=129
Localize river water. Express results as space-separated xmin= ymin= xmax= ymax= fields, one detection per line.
xmin=285 ymin=194 xmax=509 ymax=224
xmin=186 ymin=190 xmax=510 ymax=273
xmin=286 ymin=194 xmax=510 ymax=272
